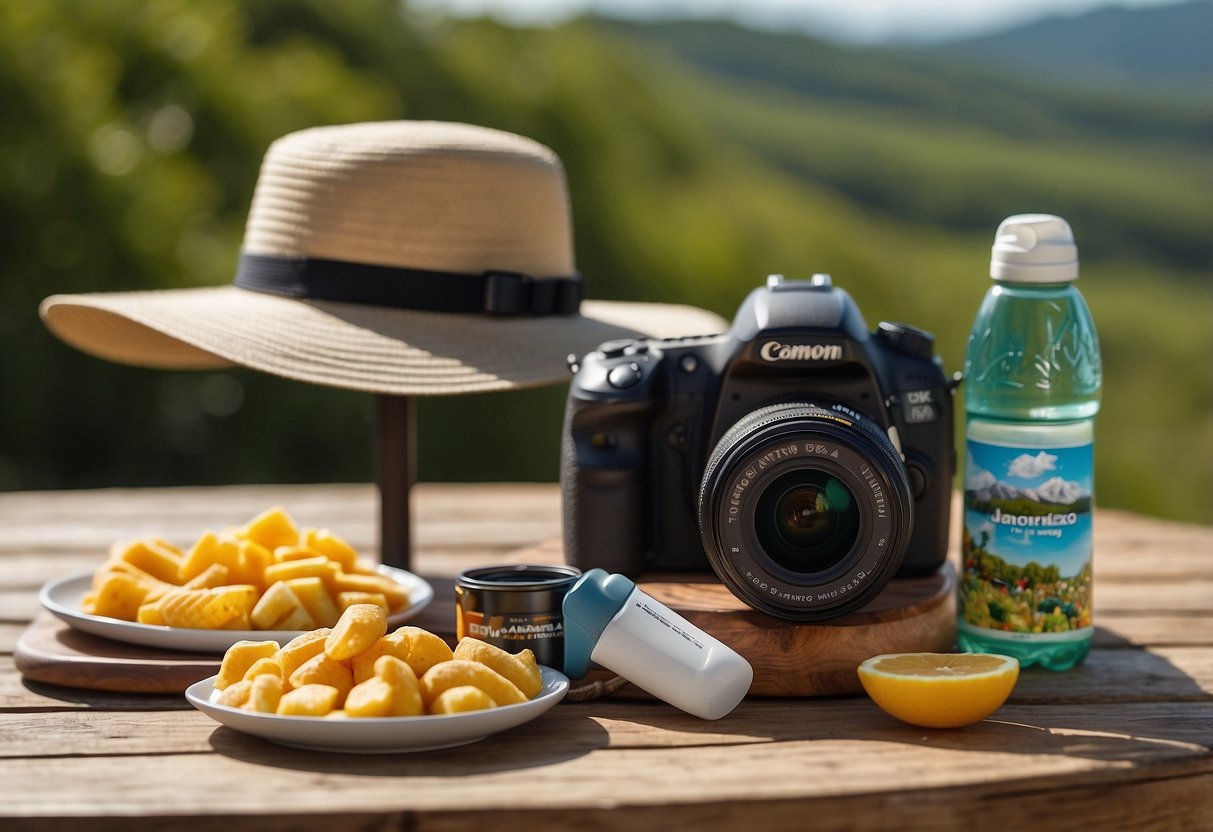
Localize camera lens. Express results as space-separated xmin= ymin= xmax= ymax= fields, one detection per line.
xmin=698 ymin=403 xmax=913 ymax=621
xmin=756 ymin=470 xmax=860 ymax=573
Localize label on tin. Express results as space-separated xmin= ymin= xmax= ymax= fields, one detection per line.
xmin=960 ymin=438 xmax=1093 ymax=641
xmin=458 ymin=609 xmax=564 ymax=645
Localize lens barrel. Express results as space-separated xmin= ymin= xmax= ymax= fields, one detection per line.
xmin=698 ymin=403 xmax=913 ymax=621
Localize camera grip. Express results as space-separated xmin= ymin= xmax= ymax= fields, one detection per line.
xmin=561 ymin=396 xmax=652 ymax=576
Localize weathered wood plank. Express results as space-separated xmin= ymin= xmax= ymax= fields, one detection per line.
xmin=1 ymin=699 xmax=1210 ymax=760
xmin=1095 ymin=613 xmax=1213 ymax=647
xmin=7 ymin=775 xmax=1211 ymax=832
xmin=2 ymin=717 xmax=1210 ymax=820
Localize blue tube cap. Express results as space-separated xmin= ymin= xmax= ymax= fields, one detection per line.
xmin=562 ymin=568 xmax=635 ymax=678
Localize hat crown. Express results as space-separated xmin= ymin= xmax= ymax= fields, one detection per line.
xmin=241 ymin=121 xmax=575 ymax=278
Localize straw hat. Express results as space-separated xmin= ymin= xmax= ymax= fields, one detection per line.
xmin=40 ymin=121 xmax=725 ymax=395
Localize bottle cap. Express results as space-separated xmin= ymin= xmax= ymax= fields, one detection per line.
xmin=990 ymin=213 xmax=1079 ymax=283
xmin=562 ymin=568 xmax=635 ymax=678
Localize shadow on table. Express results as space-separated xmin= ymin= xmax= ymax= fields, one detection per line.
xmin=552 ymin=629 xmax=1212 ymax=765
xmin=19 ymin=677 xmax=189 ymax=710
xmin=205 ymin=706 xmax=611 ymax=775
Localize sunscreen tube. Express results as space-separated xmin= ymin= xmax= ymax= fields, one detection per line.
xmin=563 ymin=569 xmax=753 ymax=720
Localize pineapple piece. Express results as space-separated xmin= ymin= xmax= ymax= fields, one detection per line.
xmin=262 ymin=556 xmax=332 ymax=586
xmin=178 ymin=531 xmax=239 ymax=584
xmin=215 ymin=639 xmax=280 ymax=690
xmin=302 ymin=528 xmax=359 ymax=572
xmin=250 ymin=581 xmax=305 ymax=630
xmin=116 ymin=539 xmax=183 ymax=584
xmin=90 ymin=572 xmax=149 ymax=621
xmin=276 ymin=684 xmax=338 ymax=716
xmin=240 ymin=506 xmax=300 ymax=550
xmin=286 ymin=577 xmax=340 ymax=628
xmin=271 ymin=629 xmax=331 ymax=678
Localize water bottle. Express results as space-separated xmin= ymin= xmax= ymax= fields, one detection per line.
xmin=957 ymin=214 xmax=1101 ymax=670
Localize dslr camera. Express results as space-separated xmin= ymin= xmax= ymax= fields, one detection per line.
xmin=561 ymin=274 xmax=955 ymax=621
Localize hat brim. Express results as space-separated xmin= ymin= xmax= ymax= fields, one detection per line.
xmin=40 ymin=287 xmax=727 ymax=395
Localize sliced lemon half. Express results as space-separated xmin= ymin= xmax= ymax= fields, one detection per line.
xmin=857 ymin=652 xmax=1019 ymax=729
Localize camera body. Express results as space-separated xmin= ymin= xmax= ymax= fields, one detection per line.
xmin=561 ymin=274 xmax=955 ymax=621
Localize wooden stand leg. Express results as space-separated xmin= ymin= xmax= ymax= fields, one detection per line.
xmin=375 ymin=394 xmax=416 ymax=570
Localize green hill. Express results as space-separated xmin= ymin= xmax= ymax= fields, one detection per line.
xmin=938 ymin=0 xmax=1213 ymax=89
xmin=2 ymin=1 xmax=1210 ymax=524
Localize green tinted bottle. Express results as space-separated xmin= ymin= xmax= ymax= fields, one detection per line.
xmin=958 ymin=215 xmax=1101 ymax=670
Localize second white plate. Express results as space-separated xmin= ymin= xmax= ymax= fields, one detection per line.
xmin=39 ymin=566 xmax=434 ymax=653
xmin=186 ymin=666 xmax=570 ymax=752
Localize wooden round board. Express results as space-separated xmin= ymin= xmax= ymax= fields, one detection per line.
xmin=15 ymin=613 xmax=222 ymax=693
xmin=639 ymin=563 xmax=957 ymax=696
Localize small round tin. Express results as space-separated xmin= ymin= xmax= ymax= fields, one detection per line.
xmin=455 ymin=565 xmax=581 ymax=670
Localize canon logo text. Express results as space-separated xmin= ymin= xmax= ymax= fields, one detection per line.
xmin=759 ymin=341 xmax=843 ymax=362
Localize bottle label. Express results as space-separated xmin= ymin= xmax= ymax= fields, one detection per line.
xmin=960 ymin=437 xmax=1093 ymax=642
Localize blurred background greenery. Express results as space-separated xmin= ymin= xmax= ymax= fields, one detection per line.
xmin=1 ymin=0 xmax=1210 ymax=523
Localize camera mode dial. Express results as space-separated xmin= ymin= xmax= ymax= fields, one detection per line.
xmin=573 ymin=342 xmax=665 ymax=398
xmin=607 ymin=363 xmax=643 ymax=389
xmin=876 ymin=321 xmax=935 ymax=359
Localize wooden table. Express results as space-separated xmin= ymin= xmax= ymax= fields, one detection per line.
xmin=2 ymin=484 xmax=1211 ymax=830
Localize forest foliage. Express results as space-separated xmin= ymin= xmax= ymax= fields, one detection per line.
xmin=1 ymin=0 xmax=1209 ymax=523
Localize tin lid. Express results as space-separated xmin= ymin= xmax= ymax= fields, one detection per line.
xmin=562 ymin=568 xmax=635 ymax=678
xmin=457 ymin=564 xmax=581 ymax=591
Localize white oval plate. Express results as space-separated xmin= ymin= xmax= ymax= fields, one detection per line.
xmin=186 ymin=667 xmax=569 ymax=753
xmin=39 ymin=566 xmax=433 ymax=654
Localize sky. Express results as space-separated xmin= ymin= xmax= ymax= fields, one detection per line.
xmin=414 ymin=0 xmax=1189 ymax=43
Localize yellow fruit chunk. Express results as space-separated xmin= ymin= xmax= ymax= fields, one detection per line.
xmin=89 ymin=572 xmax=150 ymax=621
xmin=181 ymin=562 xmax=230 ymax=590
xmin=116 ymin=539 xmax=183 ymax=584
xmin=277 ymin=684 xmax=338 ymax=716
xmin=215 ymin=679 xmax=253 ymax=708
xmin=272 ymin=545 xmax=322 ymax=563
xmin=241 ymin=657 xmax=284 ymax=683
xmin=431 ymin=685 xmax=497 ymax=715
xmin=302 ymin=528 xmax=359 ymax=572
xmin=240 ymin=506 xmax=300 ymax=550
xmin=234 ymin=540 xmax=273 ymax=589
xmin=344 ymin=677 xmax=395 ymax=718
xmin=251 ymin=581 xmax=306 ymax=630
xmin=215 ymin=639 xmax=280 ymax=690
xmin=419 ymin=660 xmax=526 ymax=707
xmin=395 ymin=626 xmax=454 ymax=678
xmin=375 ymin=655 xmax=423 ymax=717
xmin=159 ymin=588 xmax=239 ymax=629
xmin=350 ymin=631 xmax=411 ymax=684
xmin=245 ymin=674 xmax=284 ymax=714
xmin=263 ymin=556 xmax=331 ymax=587
xmin=279 ymin=606 xmax=319 ymax=631
xmin=271 ymin=629 xmax=331 ymax=678
xmin=136 ymin=602 xmax=165 ymax=625
xmin=210 ymin=584 xmax=259 ymax=619
xmin=289 ymin=653 xmax=353 ymax=705
xmin=286 ymin=577 xmax=340 ymax=628
xmin=857 ymin=652 xmax=1019 ymax=729
xmin=178 ymin=532 xmax=239 ymax=583
xmin=325 ymin=604 xmax=387 ymax=661
xmin=331 ymin=572 xmax=409 ymax=611
xmin=337 ymin=591 xmax=389 ymax=616
xmin=453 ymin=638 xmax=543 ymax=699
